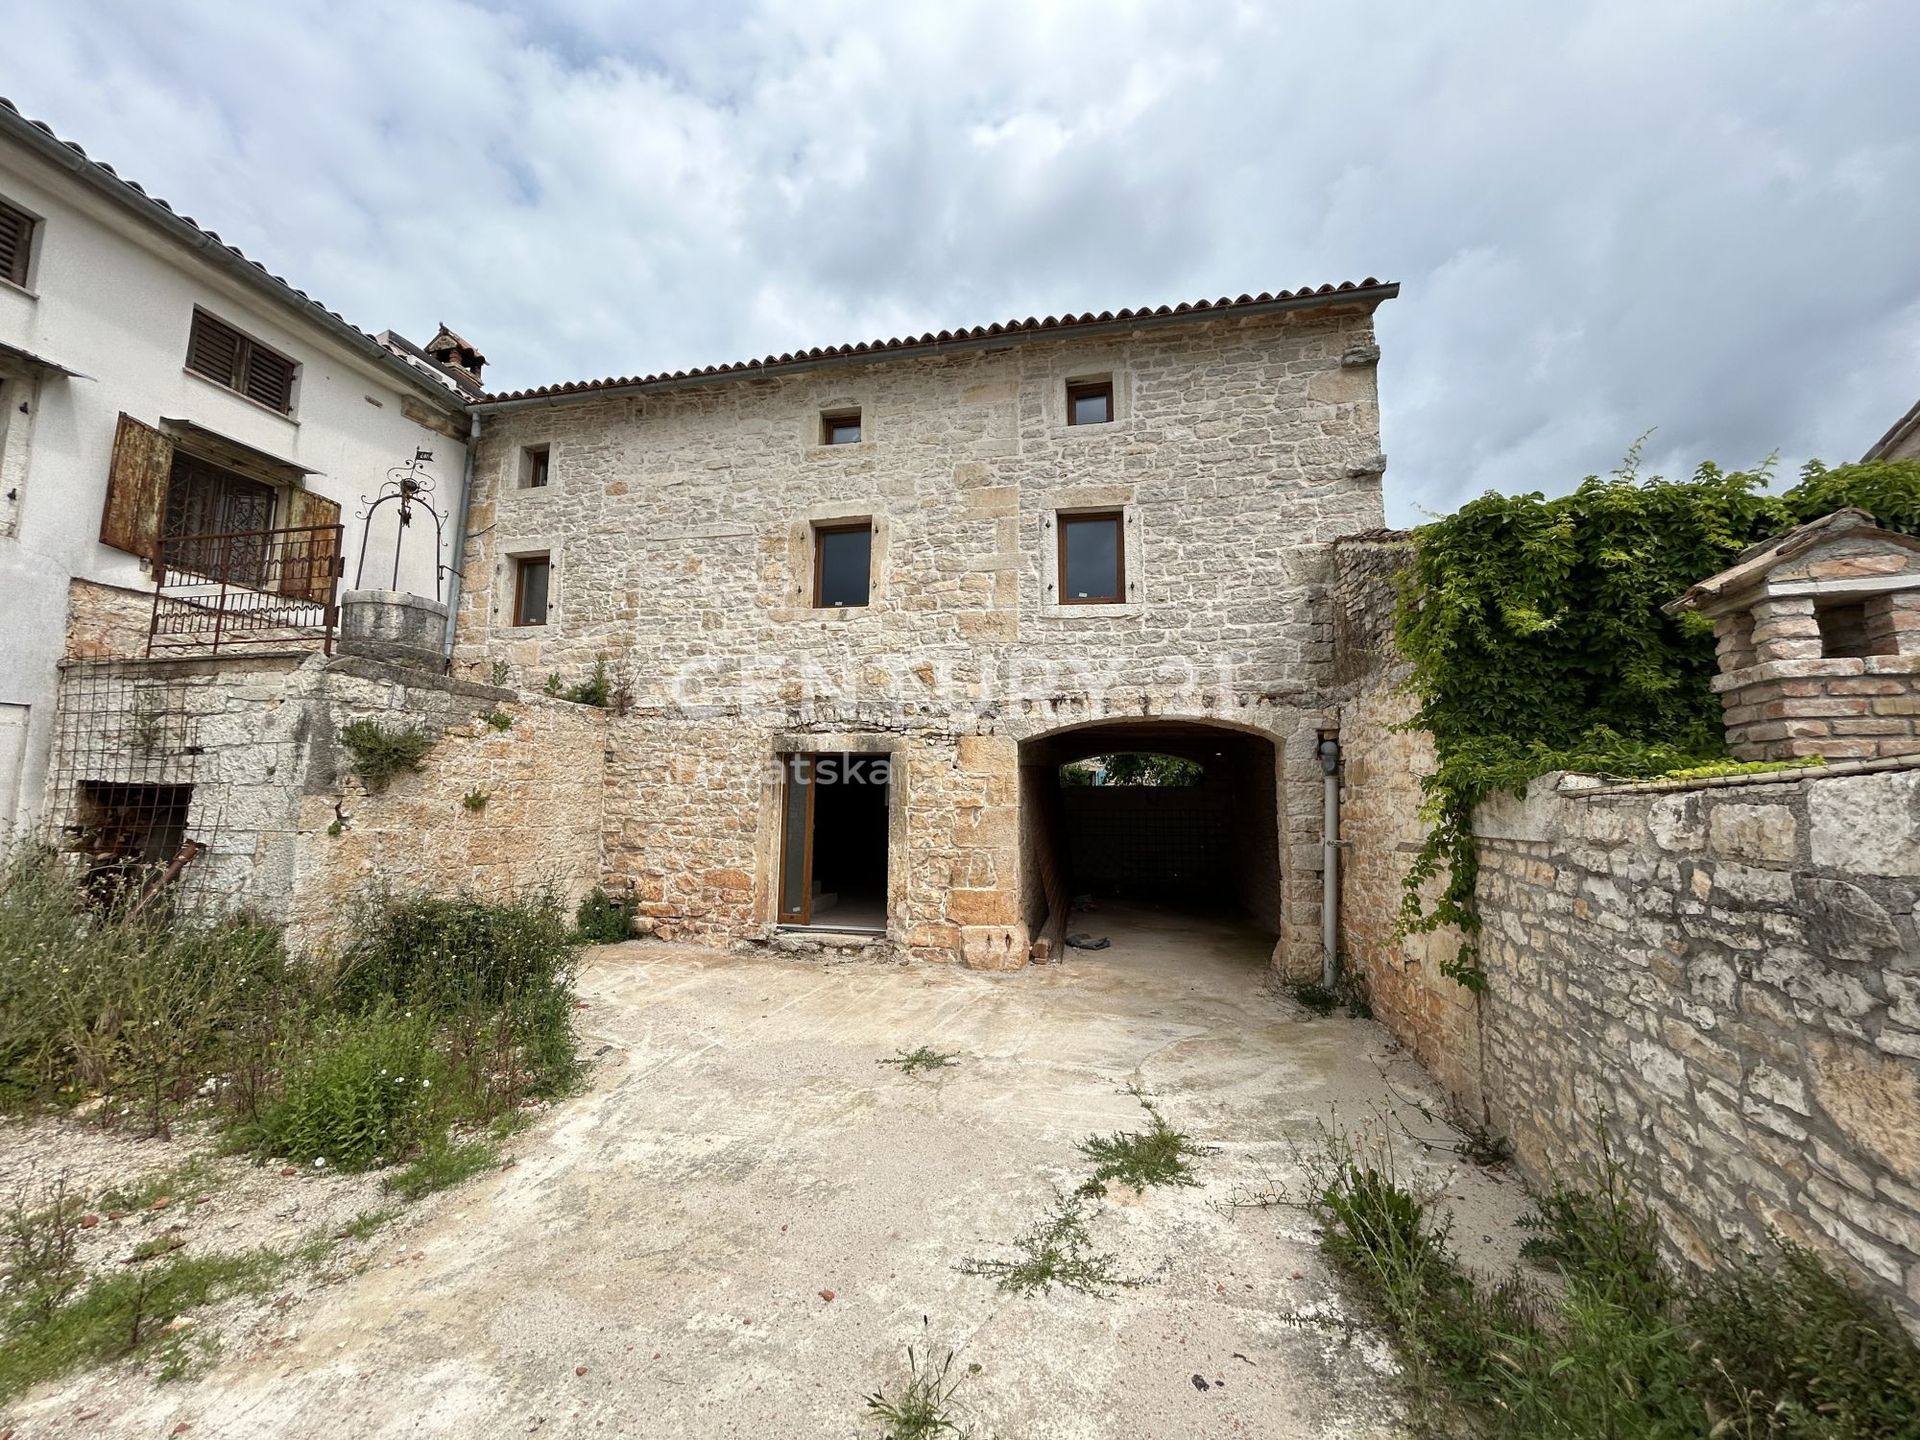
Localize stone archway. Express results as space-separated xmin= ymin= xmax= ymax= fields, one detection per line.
xmin=999 ymin=709 xmax=1326 ymax=979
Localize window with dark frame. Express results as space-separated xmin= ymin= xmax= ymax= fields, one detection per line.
xmin=813 ymin=521 xmax=872 ymax=608
xmin=1066 ymin=379 xmax=1113 ymax=426
xmin=0 ymin=197 xmax=34 ymax=289
xmin=162 ymin=453 xmax=276 ymax=587
xmin=513 ymin=555 xmax=551 ymax=627
xmin=524 ymin=444 xmax=551 ymax=489
xmin=185 ymin=309 xmax=298 ymax=415
xmin=1057 ymin=510 xmax=1124 ymax=604
xmin=821 ymin=409 xmax=862 ymax=445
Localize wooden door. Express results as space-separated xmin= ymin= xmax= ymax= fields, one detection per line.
xmin=777 ymin=754 xmax=814 ymax=925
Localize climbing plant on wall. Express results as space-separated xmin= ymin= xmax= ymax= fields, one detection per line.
xmin=1393 ymin=451 xmax=1920 ymax=989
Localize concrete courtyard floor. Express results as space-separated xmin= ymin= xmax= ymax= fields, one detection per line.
xmin=14 ymin=903 xmax=1524 ymax=1439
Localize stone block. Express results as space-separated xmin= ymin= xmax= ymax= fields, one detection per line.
xmin=1707 ymin=803 xmax=1797 ymax=863
xmin=1808 ymin=771 xmax=1920 ymax=876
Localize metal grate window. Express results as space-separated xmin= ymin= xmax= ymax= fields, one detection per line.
xmin=0 ymin=198 xmax=34 ymax=288
xmin=186 ymin=310 xmax=298 ymax=414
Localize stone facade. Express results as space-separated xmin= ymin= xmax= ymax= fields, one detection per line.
xmin=45 ymin=652 xmax=605 ymax=955
xmin=454 ymin=303 xmax=1392 ymax=972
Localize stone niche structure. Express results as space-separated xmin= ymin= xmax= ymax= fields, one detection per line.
xmin=1668 ymin=509 xmax=1920 ymax=762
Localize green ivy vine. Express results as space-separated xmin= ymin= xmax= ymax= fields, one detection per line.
xmin=1392 ymin=452 xmax=1920 ymax=989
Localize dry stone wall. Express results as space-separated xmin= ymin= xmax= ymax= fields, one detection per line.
xmin=1475 ymin=768 xmax=1920 ymax=1324
xmin=46 ymin=653 xmax=606 ymax=955
xmin=456 ymin=307 xmax=1390 ymax=970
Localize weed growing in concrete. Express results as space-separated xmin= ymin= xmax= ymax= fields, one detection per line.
xmin=1303 ymin=1125 xmax=1920 ymax=1437
xmin=959 ymin=1192 xmax=1132 ymax=1298
xmin=1076 ymin=1088 xmax=1203 ymax=1192
xmin=863 ymin=1344 xmax=971 ymax=1438
xmin=385 ymin=1134 xmax=500 ymax=1200
xmin=1289 ymin=981 xmax=1339 ymax=1016
xmin=488 ymin=659 xmax=511 ymax=686
xmin=1288 ymin=974 xmax=1371 ymax=1020
xmin=481 ymin=707 xmax=512 ymax=731
xmin=879 ymin=1046 xmax=958 ymax=1076
xmin=338 ymin=719 xmax=433 ymax=794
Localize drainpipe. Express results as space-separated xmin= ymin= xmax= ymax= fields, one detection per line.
xmin=441 ymin=410 xmax=480 ymax=662
xmin=1317 ymin=731 xmax=1341 ymax=989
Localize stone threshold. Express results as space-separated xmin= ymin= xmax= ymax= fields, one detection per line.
xmin=1562 ymin=751 xmax=1920 ymax=799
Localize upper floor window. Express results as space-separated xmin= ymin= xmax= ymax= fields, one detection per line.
xmin=1058 ymin=510 xmax=1124 ymax=603
xmin=821 ymin=409 xmax=862 ymax=445
xmin=0 ymin=197 xmax=35 ymax=289
xmin=521 ymin=443 xmax=551 ymax=489
xmin=1066 ymin=378 xmax=1113 ymax=426
xmin=814 ymin=520 xmax=872 ymax=608
xmin=513 ymin=554 xmax=551 ymax=627
xmin=186 ymin=309 xmax=298 ymax=415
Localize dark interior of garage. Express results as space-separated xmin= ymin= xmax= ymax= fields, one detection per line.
xmin=1017 ymin=723 xmax=1282 ymax=959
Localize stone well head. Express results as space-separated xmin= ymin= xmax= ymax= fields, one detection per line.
xmin=337 ymin=589 xmax=449 ymax=672
xmin=1666 ymin=509 xmax=1920 ymax=762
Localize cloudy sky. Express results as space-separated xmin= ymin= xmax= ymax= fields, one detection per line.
xmin=9 ymin=0 xmax=1920 ymax=521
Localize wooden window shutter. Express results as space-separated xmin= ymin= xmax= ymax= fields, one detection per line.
xmin=186 ymin=311 xmax=243 ymax=389
xmin=100 ymin=413 xmax=174 ymax=561
xmin=279 ymin=487 xmax=342 ymax=603
xmin=244 ymin=344 xmax=296 ymax=413
xmin=0 ymin=200 xmax=31 ymax=289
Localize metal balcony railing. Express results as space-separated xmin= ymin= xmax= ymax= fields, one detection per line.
xmin=147 ymin=522 xmax=345 ymax=657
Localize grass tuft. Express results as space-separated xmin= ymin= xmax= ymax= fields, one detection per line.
xmin=0 ymin=1247 xmax=285 ymax=1401
xmin=1303 ymin=1124 xmax=1920 ymax=1437
xmin=385 ymin=1135 xmax=501 ymax=1201
xmin=864 ymin=1344 xmax=971 ymax=1438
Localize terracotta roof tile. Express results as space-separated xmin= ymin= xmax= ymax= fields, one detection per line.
xmin=477 ymin=281 xmax=1397 ymax=405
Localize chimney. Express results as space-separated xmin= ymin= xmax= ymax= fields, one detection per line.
xmin=423 ymin=323 xmax=486 ymax=385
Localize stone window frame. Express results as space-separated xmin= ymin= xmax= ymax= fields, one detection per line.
xmin=819 ymin=407 xmax=863 ymax=446
xmin=783 ymin=506 xmax=891 ymax=617
xmin=1048 ymin=364 xmax=1131 ymax=434
xmin=806 ymin=394 xmax=873 ymax=454
xmin=517 ymin=442 xmax=553 ymax=491
xmin=495 ymin=537 xmax=563 ymax=632
xmin=1041 ymin=501 xmax=1142 ymax=616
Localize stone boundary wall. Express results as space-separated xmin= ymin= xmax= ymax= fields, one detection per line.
xmin=1472 ymin=768 xmax=1920 ymax=1324
xmin=46 ymin=653 xmax=608 ymax=956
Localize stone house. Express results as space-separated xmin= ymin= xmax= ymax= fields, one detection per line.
xmin=456 ymin=285 xmax=1398 ymax=973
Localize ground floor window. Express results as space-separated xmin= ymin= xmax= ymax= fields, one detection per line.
xmin=777 ymin=751 xmax=889 ymax=930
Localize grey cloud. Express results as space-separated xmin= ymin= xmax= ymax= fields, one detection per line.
xmin=9 ymin=0 xmax=1920 ymax=522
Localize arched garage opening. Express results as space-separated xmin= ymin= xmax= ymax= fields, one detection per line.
xmin=1017 ymin=720 xmax=1283 ymax=964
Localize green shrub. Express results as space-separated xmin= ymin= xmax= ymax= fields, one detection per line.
xmin=562 ymin=657 xmax=611 ymax=708
xmin=248 ymin=1008 xmax=439 ymax=1169
xmin=329 ymin=891 xmax=581 ymax=1103
xmin=573 ymin=886 xmax=635 ymax=943
xmin=0 ymin=848 xmax=291 ymax=1127
xmin=338 ymin=719 xmax=432 ymax=794
xmin=1308 ymin=1130 xmax=1920 ymax=1438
